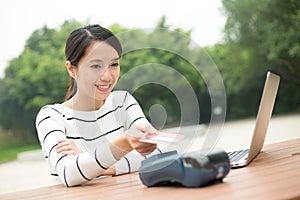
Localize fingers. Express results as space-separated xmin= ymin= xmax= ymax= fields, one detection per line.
xmin=56 ymin=149 xmax=78 ymax=155
xmin=128 ymin=136 xmax=157 ymax=156
xmin=55 ymin=139 xmax=83 ymax=155
xmin=137 ymin=124 xmax=157 ymax=135
xmin=139 ymin=145 xmax=158 ymax=157
xmin=144 ymin=132 xmax=157 ymax=139
xmin=55 ymin=139 xmax=70 ymax=152
xmin=55 ymin=144 xmax=76 ymax=155
xmin=126 ymin=123 xmax=158 ymax=138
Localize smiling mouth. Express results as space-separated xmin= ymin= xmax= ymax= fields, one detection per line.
xmin=95 ymin=84 xmax=111 ymax=92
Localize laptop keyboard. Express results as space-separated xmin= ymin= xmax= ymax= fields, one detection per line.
xmin=227 ymin=149 xmax=249 ymax=162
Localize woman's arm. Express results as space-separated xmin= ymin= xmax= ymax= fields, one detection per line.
xmin=55 ymin=139 xmax=83 ymax=155
xmin=36 ymin=106 xmax=157 ymax=186
xmin=113 ymin=147 xmax=163 ymax=175
xmin=55 ymin=138 xmax=117 ymax=176
xmin=108 ymin=91 xmax=166 ymax=175
xmin=36 ymin=107 xmax=120 ymax=186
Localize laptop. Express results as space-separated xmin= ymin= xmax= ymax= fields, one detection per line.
xmin=228 ymin=71 xmax=280 ymax=168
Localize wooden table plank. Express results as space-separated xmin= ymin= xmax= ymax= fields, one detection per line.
xmin=1 ymin=138 xmax=300 ymax=200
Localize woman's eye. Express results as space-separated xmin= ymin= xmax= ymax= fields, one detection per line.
xmin=91 ymin=64 xmax=101 ymax=69
xmin=111 ymin=63 xmax=119 ymax=67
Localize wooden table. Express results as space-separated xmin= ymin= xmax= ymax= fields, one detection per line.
xmin=1 ymin=138 xmax=300 ymax=200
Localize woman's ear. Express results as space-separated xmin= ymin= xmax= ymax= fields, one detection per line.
xmin=66 ymin=61 xmax=76 ymax=78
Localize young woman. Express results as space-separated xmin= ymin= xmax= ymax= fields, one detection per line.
xmin=35 ymin=24 xmax=162 ymax=187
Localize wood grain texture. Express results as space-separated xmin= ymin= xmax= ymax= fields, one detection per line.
xmin=1 ymin=138 xmax=300 ymax=200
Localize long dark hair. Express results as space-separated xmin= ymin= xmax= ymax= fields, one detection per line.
xmin=64 ymin=24 xmax=122 ymax=101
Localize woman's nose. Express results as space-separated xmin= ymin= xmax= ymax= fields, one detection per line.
xmin=99 ymin=66 xmax=111 ymax=81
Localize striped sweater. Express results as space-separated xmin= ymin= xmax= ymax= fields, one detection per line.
xmin=35 ymin=90 xmax=162 ymax=186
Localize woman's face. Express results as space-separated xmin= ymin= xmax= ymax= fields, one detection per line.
xmin=73 ymin=41 xmax=120 ymax=106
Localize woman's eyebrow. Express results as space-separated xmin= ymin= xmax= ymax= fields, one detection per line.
xmin=89 ymin=59 xmax=103 ymax=63
xmin=90 ymin=57 xmax=120 ymax=63
xmin=111 ymin=57 xmax=121 ymax=61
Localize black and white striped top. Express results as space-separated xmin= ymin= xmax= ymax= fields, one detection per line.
xmin=35 ymin=90 xmax=162 ymax=187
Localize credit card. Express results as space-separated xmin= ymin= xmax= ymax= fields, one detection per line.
xmin=139 ymin=132 xmax=183 ymax=145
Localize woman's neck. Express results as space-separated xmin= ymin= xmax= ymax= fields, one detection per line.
xmin=63 ymin=94 xmax=105 ymax=111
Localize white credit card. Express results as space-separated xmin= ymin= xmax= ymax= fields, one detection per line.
xmin=139 ymin=132 xmax=183 ymax=145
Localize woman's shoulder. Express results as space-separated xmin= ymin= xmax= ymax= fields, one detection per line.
xmin=111 ymin=90 xmax=130 ymax=97
xmin=110 ymin=90 xmax=136 ymax=105
xmin=36 ymin=103 xmax=68 ymax=118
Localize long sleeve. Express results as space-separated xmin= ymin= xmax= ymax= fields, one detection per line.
xmin=114 ymin=147 xmax=163 ymax=175
xmin=36 ymin=106 xmax=118 ymax=187
xmin=35 ymin=91 xmax=165 ymax=186
xmin=113 ymin=91 xmax=165 ymax=175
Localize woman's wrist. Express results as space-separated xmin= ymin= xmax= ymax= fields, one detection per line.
xmin=101 ymin=166 xmax=116 ymax=176
xmin=110 ymin=134 xmax=132 ymax=160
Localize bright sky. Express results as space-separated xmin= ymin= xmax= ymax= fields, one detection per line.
xmin=0 ymin=0 xmax=226 ymax=77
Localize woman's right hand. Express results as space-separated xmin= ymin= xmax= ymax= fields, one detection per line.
xmin=124 ymin=123 xmax=158 ymax=156
xmin=110 ymin=125 xmax=158 ymax=159
xmin=125 ymin=134 xmax=157 ymax=156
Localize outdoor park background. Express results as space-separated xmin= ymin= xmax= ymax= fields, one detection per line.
xmin=0 ymin=0 xmax=299 ymax=191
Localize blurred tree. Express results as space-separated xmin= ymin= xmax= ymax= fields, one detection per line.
xmin=1 ymin=6 xmax=299 ymax=142
xmin=0 ymin=17 xmax=213 ymax=141
xmin=220 ymin=0 xmax=300 ymax=116
xmin=223 ymin=0 xmax=300 ymax=83
xmin=205 ymin=44 xmax=259 ymax=118
xmin=1 ymin=20 xmax=82 ymax=137
xmin=116 ymin=17 xmax=209 ymax=126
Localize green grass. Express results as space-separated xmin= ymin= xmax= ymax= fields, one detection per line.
xmin=0 ymin=130 xmax=41 ymax=163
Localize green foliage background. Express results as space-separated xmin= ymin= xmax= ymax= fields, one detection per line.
xmin=0 ymin=0 xmax=299 ymax=144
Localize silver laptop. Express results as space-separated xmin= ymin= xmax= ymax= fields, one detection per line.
xmin=228 ymin=71 xmax=280 ymax=168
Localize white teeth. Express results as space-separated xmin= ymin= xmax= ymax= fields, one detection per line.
xmin=97 ymin=85 xmax=109 ymax=89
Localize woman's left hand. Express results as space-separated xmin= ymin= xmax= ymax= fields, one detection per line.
xmin=55 ymin=138 xmax=83 ymax=155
